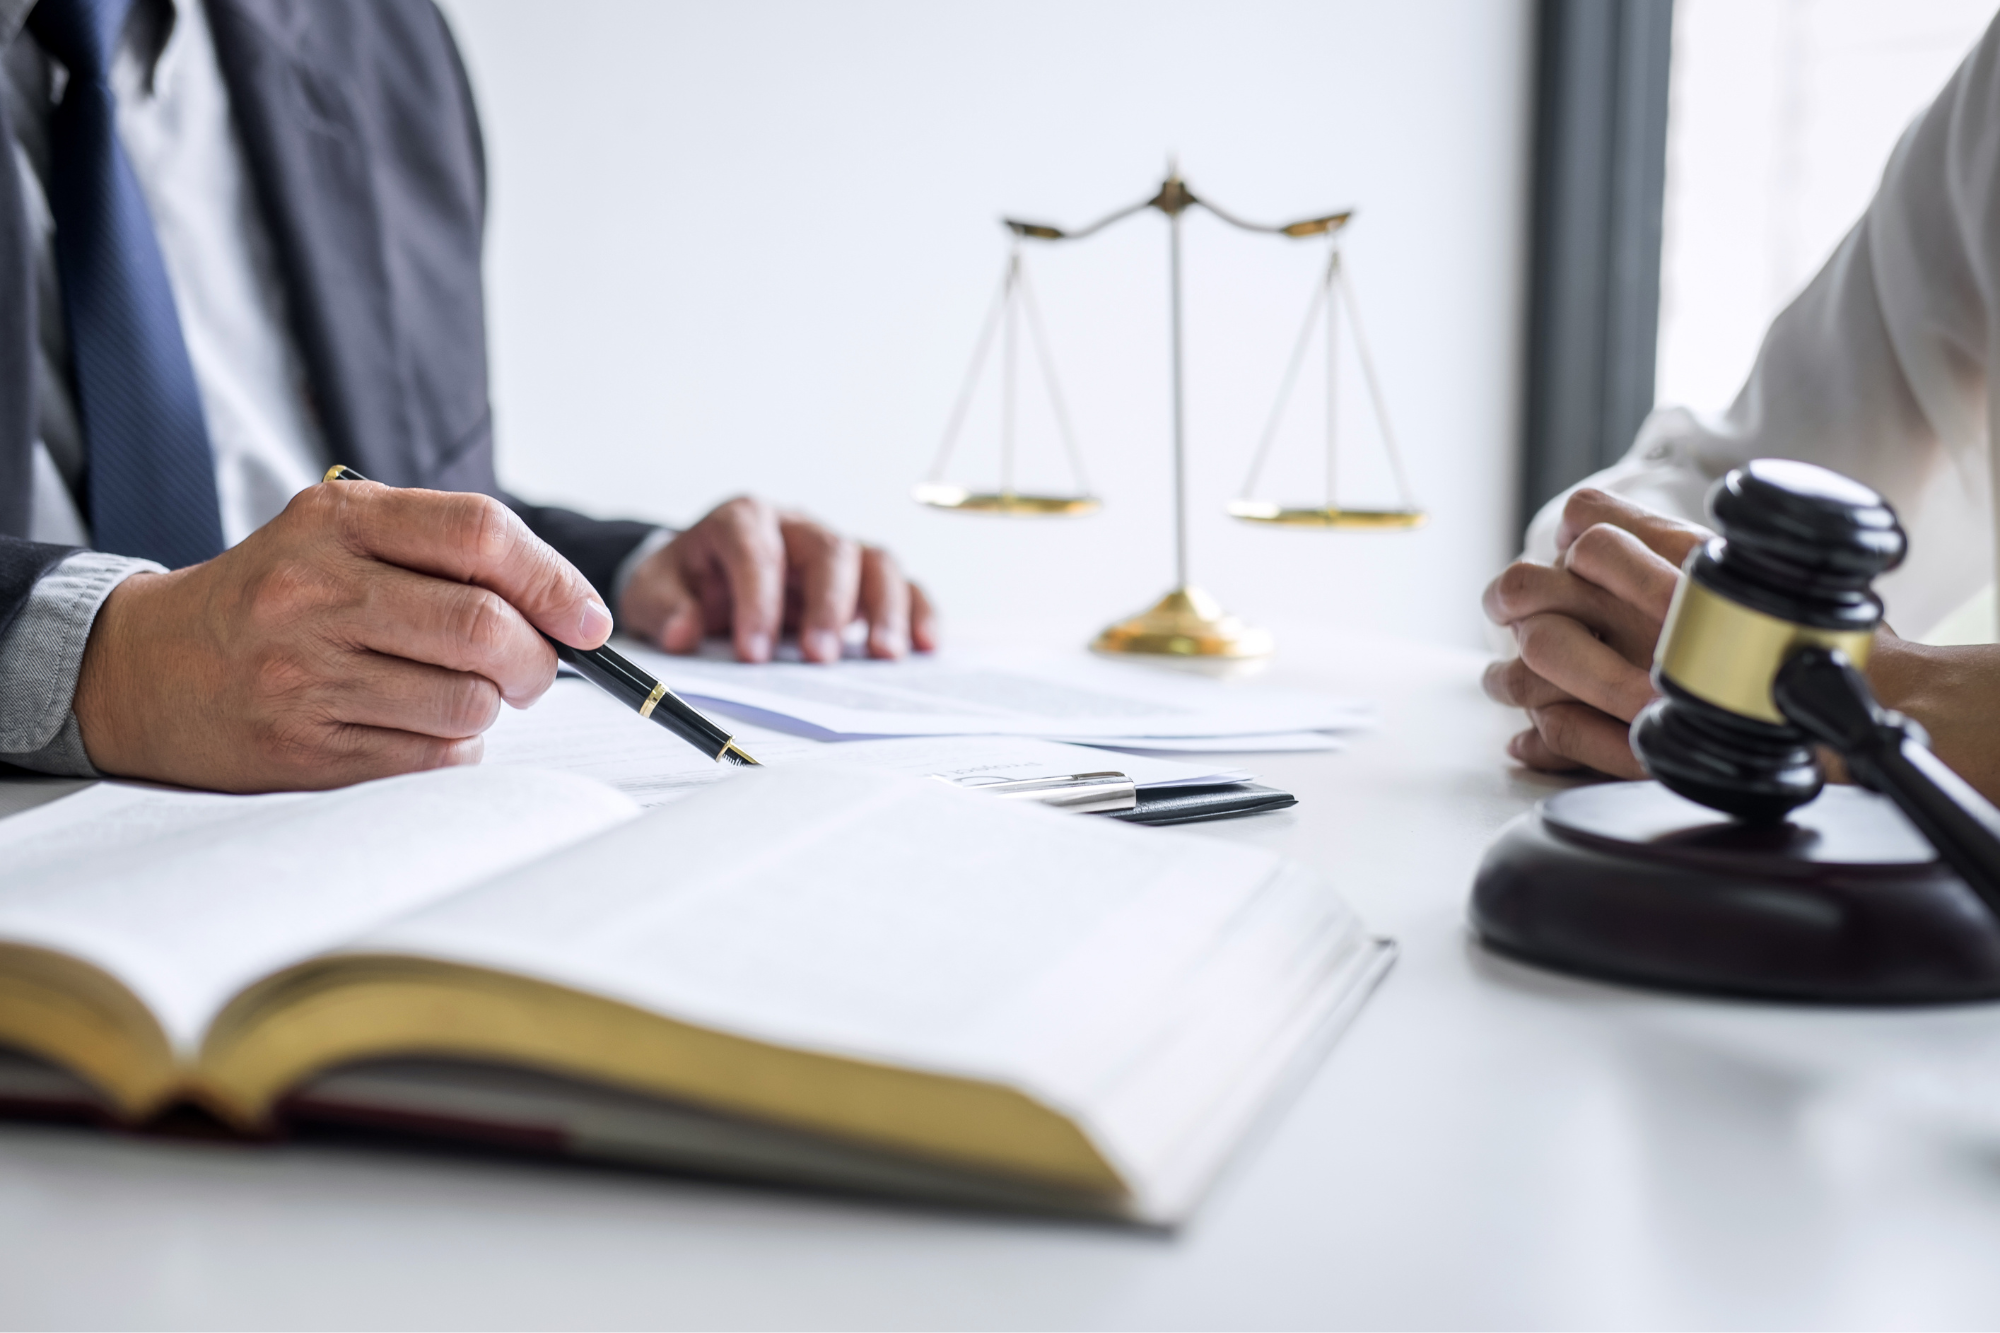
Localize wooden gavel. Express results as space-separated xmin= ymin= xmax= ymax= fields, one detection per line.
xmin=1631 ymin=459 xmax=2000 ymax=915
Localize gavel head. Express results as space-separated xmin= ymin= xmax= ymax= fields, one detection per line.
xmin=1630 ymin=459 xmax=1905 ymax=822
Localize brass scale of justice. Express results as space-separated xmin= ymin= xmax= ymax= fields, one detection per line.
xmin=914 ymin=165 xmax=1425 ymax=658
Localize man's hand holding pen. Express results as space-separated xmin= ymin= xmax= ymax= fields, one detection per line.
xmin=72 ymin=482 xmax=916 ymax=793
xmin=74 ymin=481 xmax=611 ymax=792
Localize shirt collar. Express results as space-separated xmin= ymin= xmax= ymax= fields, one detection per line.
xmin=0 ymin=0 xmax=179 ymax=86
xmin=0 ymin=0 xmax=36 ymax=48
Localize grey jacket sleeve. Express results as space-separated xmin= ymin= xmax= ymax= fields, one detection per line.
xmin=0 ymin=548 xmax=162 ymax=776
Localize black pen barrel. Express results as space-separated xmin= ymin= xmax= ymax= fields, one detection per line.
xmin=325 ymin=464 xmax=756 ymax=767
xmin=544 ymin=636 xmax=735 ymax=759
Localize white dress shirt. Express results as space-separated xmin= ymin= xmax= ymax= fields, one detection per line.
xmin=13 ymin=0 xmax=327 ymax=548
xmin=1526 ymin=10 xmax=2000 ymax=645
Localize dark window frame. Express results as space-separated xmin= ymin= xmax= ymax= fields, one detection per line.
xmin=1519 ymin=0 xmax=1676 ymax=535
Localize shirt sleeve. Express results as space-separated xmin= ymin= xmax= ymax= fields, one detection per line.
xmin=610 ymin=525 xmax=674 ymax=621
xmin=1523 ymin=10 xmax=2000 ymax=639
xmin=0 ymin=549 xmax=162 ymax=776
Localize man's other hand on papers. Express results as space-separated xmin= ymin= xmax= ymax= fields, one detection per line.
xmin=618 ymin=495 xmax=938 ymax=665
xmin=72 ymin=482 xmax=613 ymax=793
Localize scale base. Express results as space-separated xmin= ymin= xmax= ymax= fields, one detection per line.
xmin=1472 ymin=782 xmax=2000 ymax=1004
xmin=1090 ymin=586 xmax=1273 ymax=659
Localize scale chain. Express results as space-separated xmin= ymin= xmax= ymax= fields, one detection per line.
xmin=1015 ymin=262 xmax=1092 ymax=498
xmin=1001 ymin=249 xmax=1019 ymax=496
xmin=1326 ymin=248 xmax=1340 ymax=512
xmin=926 ymin=251 xmax=1013 ymax=485
xmin=1238 ymin=243 xmax=1338 ymax=503
xmin=1336 ymin=258 xmax=1418 ymax=511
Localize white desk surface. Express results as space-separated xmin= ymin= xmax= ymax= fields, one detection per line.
xmin=6 ymin=630 xmax=2000 ymax=1330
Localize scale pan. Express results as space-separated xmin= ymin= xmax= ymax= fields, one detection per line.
xmin=913 ymin=483 xmax=1101 ymax=516
xmin=1227 ymin=499 xmax=1427 ymax=530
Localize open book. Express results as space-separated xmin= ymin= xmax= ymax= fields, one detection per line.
xmin=0 ymin=763 xmax=1390 ymax=1225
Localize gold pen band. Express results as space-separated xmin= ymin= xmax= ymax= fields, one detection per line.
xmin=637 ymin=681 xmax=669 ymax=720
xmin=1655 ymin=573 xmax=1876 ymax=725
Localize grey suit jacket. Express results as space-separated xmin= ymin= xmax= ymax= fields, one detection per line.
xmin=0 ymin=0 xmax=655 ymax=650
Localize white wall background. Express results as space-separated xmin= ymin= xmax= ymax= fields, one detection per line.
xmin=1657 ymin=0 xmax=1998 ymax=414
xmin=434 ymin=0 xmax=1532 ymax=649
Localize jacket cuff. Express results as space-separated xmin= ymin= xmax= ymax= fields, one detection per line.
xmin=610 ymin=526 xmax=675 ymax=621
xmin=0 ymin=551 xmax=164 ymax=776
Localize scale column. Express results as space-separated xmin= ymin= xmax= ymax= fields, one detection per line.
xmin=1168 ymin=207 xmax=1189 ymax=591
xmin=1088 ymin=168 xmax=1271 ymax=659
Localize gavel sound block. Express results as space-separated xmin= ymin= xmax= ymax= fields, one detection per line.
xmin=1473 ymin=461 xmax=2000 ymax=1003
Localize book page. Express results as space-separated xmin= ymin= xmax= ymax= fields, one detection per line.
xmin=0 ymin=768 xmax=639 ymax=1054
xmin=481 ymin=678 xmax=1251 ymax=807
xmin=349 ymin=764 xmax=1330 ymax=1126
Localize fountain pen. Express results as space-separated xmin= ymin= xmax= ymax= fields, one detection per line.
xmin=324 ymin=465 xmax=759 ymax=766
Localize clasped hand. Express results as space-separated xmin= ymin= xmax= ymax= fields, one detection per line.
xmin=1481 ymin=489 xmax=1709 ymax=776
xmin=76 ymin=486 xmax=932 ymax=792
xmin=1482 ymin=488 xmax=2000 ymax=799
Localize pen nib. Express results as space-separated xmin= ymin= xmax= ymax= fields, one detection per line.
xmin=720 ymin=741 xmax=761 ymax=767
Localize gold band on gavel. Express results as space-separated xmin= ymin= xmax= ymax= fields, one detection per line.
xmin=1654 ymin=573 xmax=1877 ymax=725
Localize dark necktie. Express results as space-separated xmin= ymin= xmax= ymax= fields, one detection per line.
xmin=31 ymin=0 xmax=223 ymax=568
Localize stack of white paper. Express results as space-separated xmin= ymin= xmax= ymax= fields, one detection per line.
xmin=483 ymin=680 xmax=1261 ymax=809
xmin=609 ymin=641 xmax=1372 ymax=755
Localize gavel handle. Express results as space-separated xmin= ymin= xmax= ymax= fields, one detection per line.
xmin=1775 ymin=647 xmax=2000 ymax=918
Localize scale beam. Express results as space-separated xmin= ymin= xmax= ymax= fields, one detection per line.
xmin=1005 ymin=176 xmax=1353 ymax=245
xmin=924 ymin=165 xmax=1412 ymax=661
xmin=994 ymin=168 xmax=1358 ymax=661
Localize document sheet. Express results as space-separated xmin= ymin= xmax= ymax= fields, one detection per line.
xmin=483 ymin=679 xmax=1253 ymax=807
xmin=611 ymin=641 xmax=1371 ymax=746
